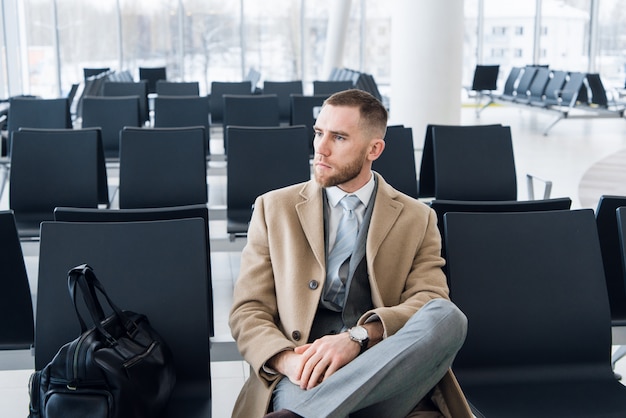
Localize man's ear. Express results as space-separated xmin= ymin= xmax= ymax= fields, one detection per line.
xmin=368 ymin=138 xmax=386 ymax=161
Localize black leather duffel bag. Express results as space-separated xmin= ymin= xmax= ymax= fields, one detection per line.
xmin=29 ymin=264 xmax=176 ymax=418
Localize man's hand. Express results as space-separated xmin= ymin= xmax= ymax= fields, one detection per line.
xmin=268 ymin=321 xmax=383 ymax=390
xmin=268 ymin=333 xmax=360 ymax=390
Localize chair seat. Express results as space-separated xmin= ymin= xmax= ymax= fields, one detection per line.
xmin=462 ymin=379 xmax=626 ymax=418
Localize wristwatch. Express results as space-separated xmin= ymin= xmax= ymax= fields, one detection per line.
xmin=348 ymin=325 xmax=369 ymax=354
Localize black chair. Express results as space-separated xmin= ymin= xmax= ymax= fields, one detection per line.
xmin=6 ymin=97 xmax=72 ymax=156
xmin=226 ymin=125 xmax=311 ymax=238
xmin=103 ymin=81 xmax=149 ymax=124
xmin=465 ymin=65 xmax=500 ymax=116
xmin=222 ymin=94 xmax=281 ymax=151
xmin=543 ymin=71 xmax=587 ymax=108
xmin=491 ymin=66 xmax=522 ymax=103
xmin=312 ymin=80 xmax=354 ymax=95
xmin=468 ymin=64 xmax=499 ymax=93
xmin=444 ymin=209 xmax=626 ymax=417
xmin=208 ymin=81 xmax=253 ymax=125
xmin=372 ymin=125 xmax=418 ymax=199
xmin=156 ymin=81 xmax=200 ymax=96
xmin=514 ymin=66 xmax=551 ymax=105
xmin=498 ymin=66 xmax=538 ymax=102
xmin=37 ymin=218 xmax=211 ymax=416
xmin=262 ymin=80 xmax=303 ymax=123
xmin=531 ymin=70 xmax=568 ymax=108
xmin=53 ymin=204 xmax=214 ymax=337
xmin=614 ymin=206 xmax=626 ymax=367
xmin=9 ymin=128 xmax=102 ymax=237
xmin=118 ymin=126 xmax=208 ymax=209
xmin=83 ymin=67 xmax=110 ymax=80
xmin=0 ymin=210 xmax=34 ymax=349
xmin=81 ymin=95 xmax=141 ymax=161
xmin=139 ymin=66 xmax=167 ymax=94
xmin=431 ymin=197 xmax=572 ymax=272
xmin=153 ymin=95 xmax=211 ymax=155
xmin=595 ymin=196 xmax=626 ymax=329
xmin=290 ymin=94 xmax=329 ymax=156
xmin=420 ymin=124 xmax=517 ymax=201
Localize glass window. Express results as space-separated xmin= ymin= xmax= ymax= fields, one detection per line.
xmin=364 ymin=1 xmax=392 ymax=90
xmin=0 ymin=7 xmax=8 ymax=98
xmin=242 ymin=0 xmax=301 ymax=83
xmin=118 ymin=0 xmax=180 ymax=83
xmin=182 ymin=0 xmax=242 ymax=94
xmin=596 ymin=0 xmax=626 ymax=88
xmin=540 ymin=0 xmax=590 ymax=71
xmin=22 ymin=0 xmax=56 ymax=97
xmin=56 ymin=0 xmax=119 ymax=95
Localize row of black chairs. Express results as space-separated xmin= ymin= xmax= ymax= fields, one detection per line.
xmin=474 ymin=65 xmax=625 ymax=134
xmin=6 ymin=196 xmax=626 ymax=416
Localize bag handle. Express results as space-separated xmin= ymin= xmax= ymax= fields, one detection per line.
xmin=67 ymin=264 xmax=133 ymax=340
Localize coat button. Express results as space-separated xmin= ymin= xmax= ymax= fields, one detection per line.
xmin=292 ymin=330 xmax=301 ymax=341
xmin=308 ymin=280 xmax=319 ymax=290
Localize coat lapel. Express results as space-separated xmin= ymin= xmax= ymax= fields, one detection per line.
xmin=295 ymin=181 xmax=326 ymax=270
xmin=367 ymin=174 xmax=404 ymax=261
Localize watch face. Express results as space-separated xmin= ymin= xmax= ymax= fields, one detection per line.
xmin=350 ymin=326 xmax=368 ymax=341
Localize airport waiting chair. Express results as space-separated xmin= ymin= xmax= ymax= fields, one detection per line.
xmin=420 ymin=124 xmax=515 ymax=201
xmin=290 ymin=94 xmax=329 ymax=156
xmin=498 ymin=66 xmax=538 ymax=103
xmin=226 ymin=125 xmax=311 ymax=238
xmin=9 ymin=128 xmax=102 ymax=238
xmin=465 ymin=64 xmax=499 ymax=116
xmin=118 ymin=126 xmax=208 ymax=209
xmin=430 ymin=197 xmax=572 ymax=273
xmin=83 ymin=67 xmax=110 ymax=80
xmin=156 ymin=81 xmax=200 ymax=96
xmin=139 ymin=66 xmax=167 ymax=95
xmin=80 ymin=95 xmax=141 ymax=161
xmin=102 ymin=80 xmax=149 ymax=125
xmin=595 ymin=195 xmax=626 ymax=369
xmin=514 ymin=66 xmax=551 ymax=105
xmin=543 ymin=71 xmax=587 ymax=108
xmin=37 ymin=218 xmax=211 ymax=416
xmin=444 ymin=209 xmax=626 ymax=417
xmin=614 ymin=206 xmax=626 ymax=368
xmin=53 ymin=204 xmax=214 ymax=337
xmin=262 ymin=80 xmax=303 ymax=123
xmin=312 ymin=80 xmax=354 ymax=95
xmin=208 ymin=81 xmax=253 ymax=125
xmin=423 ymin=124 xmax=552 ymax=201
xmin=372 ymin=125 xmax=418 ymax=199
xmin=222 ymin=94 xmax=280 ymax=151
xmin=0 ymin=210 xmax=34 ymax=349
xmin=531 ymin=70 xmax=568 ymax=108
xmin=153 ymin=95 xmax=211 ymax=155
xmin=6 ymin=97 xmax=72 ymax=156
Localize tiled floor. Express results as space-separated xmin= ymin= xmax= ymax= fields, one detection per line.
xmin=1 ymin=104 xmax=626 ymax=417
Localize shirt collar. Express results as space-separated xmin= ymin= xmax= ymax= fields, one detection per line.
xmin=325 ymin=173 xmax=376 ymax=208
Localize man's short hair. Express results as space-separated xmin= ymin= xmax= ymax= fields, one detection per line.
xmin=324 ymin=89 xmax=388 ymax=139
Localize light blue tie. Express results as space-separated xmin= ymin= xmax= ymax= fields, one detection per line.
xmin=326 ymin=194 xmax=361 ymax=308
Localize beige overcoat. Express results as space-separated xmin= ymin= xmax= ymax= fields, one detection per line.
xmin=229 ymin=173 xmax=472 ymax=418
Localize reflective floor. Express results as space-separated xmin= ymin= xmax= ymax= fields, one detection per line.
xmin=1 ymin=105 xmax=626 ymax=417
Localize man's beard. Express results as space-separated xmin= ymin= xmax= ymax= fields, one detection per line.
xmin=314 ymin=150 xmax=367 ymax=188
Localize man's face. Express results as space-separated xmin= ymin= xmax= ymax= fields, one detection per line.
xmin=312 ymin=104 xmax=371 ymax=192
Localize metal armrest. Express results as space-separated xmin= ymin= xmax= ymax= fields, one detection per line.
xmin=526 ymin=173 xmax=552 ymax=200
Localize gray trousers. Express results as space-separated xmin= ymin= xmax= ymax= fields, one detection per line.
xmin=272 ymin=298 xmax=467 ymax=418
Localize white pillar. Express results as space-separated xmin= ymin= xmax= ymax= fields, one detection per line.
xmin=321 ymin=0 xmax=352 ymax=80
xmin=389 ymin=0 xmax=464 ymax=148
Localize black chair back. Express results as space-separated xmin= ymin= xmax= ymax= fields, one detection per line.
xmin=0 ymin=210 xmax=34 ymax=349
xmin=118 ymin=126 xmax=207 ymax=209
xmin=209 ymin=81 xmax=253 ymax=125
xmin=103 ymin=81 xmax=149 ymax=124
xmin=37 ymin=218 xmax=211 ymax=416
xmin=444 ymin=209 xmax=626 ymax=417
xmin=372 ymin=125 xmax=418 ymax=199
xmin=226 ymin=125 xmax=311 ymax=237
